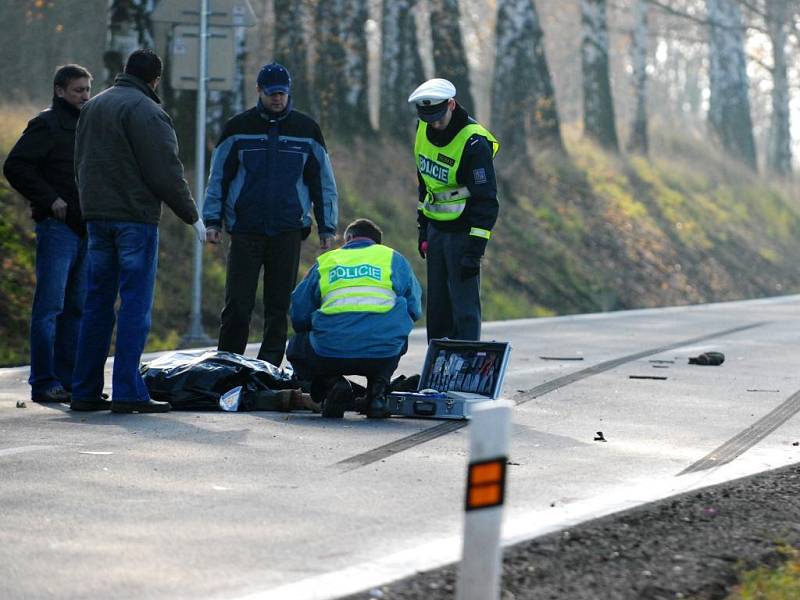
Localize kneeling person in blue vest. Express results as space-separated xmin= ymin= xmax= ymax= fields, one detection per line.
xmin=287 ymin=219 xmax=422 ymax=419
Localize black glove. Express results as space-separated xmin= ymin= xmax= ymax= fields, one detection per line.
xmin=418 ymin=230 xmax=428 ymax=260
xmin=460 ymin=254 xmax=481 ymax=280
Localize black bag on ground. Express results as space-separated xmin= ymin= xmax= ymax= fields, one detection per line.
xmin=140 ymin=350 xmax=298 ymax=410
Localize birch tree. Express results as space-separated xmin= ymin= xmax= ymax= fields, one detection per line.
xmin=274 ymin=0 xmax=311 ymax=114
xmin=106 ymin=0 xmax=157 ymax=87
xmin=429 ymin=0 xmax=475 ymax=114
xmin=492 ymin=0 xmax=562 ymax=156
xmin=628 ymin=0 xmax=649 ymax=154
xmin=380 ymin=0 xmax=425 ymax=141
xmin=581 ymin=0 xmax=619 ymax=150
xmin=315 ymin=0 xmax=371 ymax=135
xmin=765 ymin=0 xmax=792 ymax=175
xmin=706 ymin=0 xmax=757 ymax=170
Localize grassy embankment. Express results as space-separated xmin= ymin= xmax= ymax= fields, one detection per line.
xmin=2 ymin=106 xmax=800 ymax=367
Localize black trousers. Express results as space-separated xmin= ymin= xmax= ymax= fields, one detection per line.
xmin=425 ymin=226 xmax=481 ymax=341
xmin=286 ymin=331 xmax=404 ymax=396
xmin=217 ymin=230 xmax=302 ymax=366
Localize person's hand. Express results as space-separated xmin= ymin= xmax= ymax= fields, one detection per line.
xmin=206 ymin=227 xmax=222 ymax=244
xmin=51 ymin=198 xmax=67 ymax=221
xmin=320 ymin=233 xmax=335 ymax=250
xmin=460 ymin=255 xmax=480 ymax=280
xmin=192 ymin=219 xmax=207 ymax=243
xmin=418 ymin=229 xmax=427 ymax=259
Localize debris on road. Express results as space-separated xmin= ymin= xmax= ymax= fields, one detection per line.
xmin=649 ymin=359 xmax=675 ymax=364
xmin=746 ymin=389 xmax=779 ymax=393
xmin=629 ymin=375 xmax=668 ymax=380
xmin=688 ymin=351 xmax=725 ymax=366
xmin=15 ymin=401 xmax=26 ymax=408
xmin=539 ymin=356 xmax=584 ymax=361
xmin=594 ymin=431 xmax=607 ymax=442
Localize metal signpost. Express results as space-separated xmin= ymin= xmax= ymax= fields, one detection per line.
xmin=456 ymin=400 xmax=513 ymax=600
xmin=152 ymin=0 xmax=255 ymax=347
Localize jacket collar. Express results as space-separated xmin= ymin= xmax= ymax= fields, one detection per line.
xmin=342 ymin=238 xmax=376 ymax=249
xmin=51 ymin=96 xmax=80 ymax=130
xmin=114 ymin=73 xmax=162 ymax=104
xmin=257 ymin=96 xmax=293 ymax=123
xmin=425 ymin=102 xmax=470 ymax=146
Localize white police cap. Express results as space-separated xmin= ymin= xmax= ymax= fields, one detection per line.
xmin=408 ymin=78 xmax=456 ymax=122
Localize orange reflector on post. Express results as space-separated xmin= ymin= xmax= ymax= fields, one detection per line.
xmin=465 ymin=457 xmax=507 ymax=511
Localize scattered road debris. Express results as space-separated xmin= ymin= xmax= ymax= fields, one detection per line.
xmin=78 ymin=451 xmax=114 ymax=455
xmin=594 ymin=431 xmax=607 ymax=442
xmin=793 ymin=442 xmax=799 ymax=447
xmin=649 ymin=359 xmax=675 ymax=364
xmin=652 ymin=365 xmax=670 ymax=369
xmin=539 ymin=356 xmax=584 ymax=361
xmin=688 ymin=351 xmax=725 ymax=366
xmin=746 ymin=389 xmax=779 ymax=393
xmin=15 ymin=401 xmax=26 ymax=409
xmin=629 ymin=375 xmax=668 ymax=380
xmin=507 ymin=460 xmax=520 ymax=466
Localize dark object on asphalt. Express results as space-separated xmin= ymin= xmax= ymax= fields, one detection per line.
xmin=629 ymin=375 xmax=668 ymax=380
xmin=32 ymin=387 xmax=71 ymax=403
xmin=594 ymin=431 xmax=607 ymax=442
xmin=322 ymin=379 xmax=352 ymax=419
xmin=111 ymin=399 xmax=171 ymax=414
xmin=70 ymin=398 xmax=112 ymax=411
xmin=16 ymin=401 xmax=26 ymax=409
xmin=140 ymin=350 xmax=298 ymax=411
xmin=793 ymin=442 xmax=799 ymax=447
xmin=688 ymin=351 xmax=725 ymax=366
xmin=539 ymin=356 xmax=584 ymax=361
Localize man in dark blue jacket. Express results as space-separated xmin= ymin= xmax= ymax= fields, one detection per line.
xmin=204 ymin=62 xmax=338 ymax=367
xmin=3 ymin=64 xmax=92 ymax=404
xmin=287 ymin=219 xmax=422 ymax=419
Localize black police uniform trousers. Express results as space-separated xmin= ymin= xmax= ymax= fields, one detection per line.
xmin=425 ymin=226 xmax=481 ymax=341
xmin=286 ymin=331 xmax=404 ymax=400
xmin=217 ymin=230 xmax=302 ymax=367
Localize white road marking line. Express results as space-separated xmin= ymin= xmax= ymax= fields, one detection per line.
xmin=0 ymin=445 xmax=56 ymax=457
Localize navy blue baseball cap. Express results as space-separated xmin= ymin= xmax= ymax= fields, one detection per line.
xmin=257 ymin=62 xmax=291 ymax=94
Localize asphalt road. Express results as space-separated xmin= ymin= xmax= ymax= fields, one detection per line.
xmin=3 ymin=296 xmax=800 ymax=600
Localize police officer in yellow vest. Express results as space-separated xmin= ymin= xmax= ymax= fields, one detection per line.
xmin=287 ymin=219 xmax=422 ymax=419
xmin=408 ymin=78 xmax=499 ymax=341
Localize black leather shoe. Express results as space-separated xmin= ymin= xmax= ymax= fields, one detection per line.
xmin=70 ymin=398 xmax=112 ymax=411
xmin=322 ymin=379 xmax=351 ymax=419
xmin=365 ymin=378 xmax=391 ymax=419
xmin=111 ymin=399 xmax=171 ymax=414
xmin=32 ymin=387 xmax=71 ymax=403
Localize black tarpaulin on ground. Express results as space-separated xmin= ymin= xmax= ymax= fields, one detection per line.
xmin=140 ymin=350 xmax=298 ymax=410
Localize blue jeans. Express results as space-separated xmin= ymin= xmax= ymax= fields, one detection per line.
xmin=72 ymin=221 xmax=158 ymax=403
xmin=29 ymin=218 xmax=88 ymax=397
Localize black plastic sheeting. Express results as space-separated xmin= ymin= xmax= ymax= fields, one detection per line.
xmin=140 ymin=350 xmax=298 ymax=410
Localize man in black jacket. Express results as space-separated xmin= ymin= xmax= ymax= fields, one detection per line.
xmin=3 ymin=64 xmax=92 ymax=404
xmin=71 ymin=49 xmax=204 ymax=413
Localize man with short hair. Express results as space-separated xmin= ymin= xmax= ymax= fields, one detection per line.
xmin=287 ymin=219 xmax=422 ymax=419
xmin=4 ymin=64 xmax=92 ymax=404
xmin=204 ymin=62 xmax=338 ymax=368
xmin=71 ymin=48 xmax=205 ymax=413
xmin=408 ymin=78 xmax=500 ymax=341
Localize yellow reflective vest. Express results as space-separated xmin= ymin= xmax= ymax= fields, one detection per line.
xmin=317 ymin=244 xmax=396 ymax=315
xmin=414 ymin=121 xmax=499 ymax=222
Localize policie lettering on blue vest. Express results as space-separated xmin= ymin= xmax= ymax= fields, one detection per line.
xmin=329 ymin=264 xmax=382 ymax=284
xmin=418 ymin=156 xmax=449 ymax=183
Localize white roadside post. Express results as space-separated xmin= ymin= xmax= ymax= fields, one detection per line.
xmin=456 ymin=400 xmax=513 ymax=600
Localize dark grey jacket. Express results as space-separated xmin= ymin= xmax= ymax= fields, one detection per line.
xmin=74 ymin=74 xmax=198 ymax=225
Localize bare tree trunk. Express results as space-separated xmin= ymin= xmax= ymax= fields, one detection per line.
xmin=627 ymin=0 xmax=649 ymax=154
xmin=106 ymin=0 xmax=157 ymax=87
xmin=380 ymin=0 xmax=425 ymax=141
xmin=581 ymin=0 xmax=619 ymax=151
xmin=315 ymin=0 xmax=371 ymax=136
xmin=429 ymin=0 xmax=475 ymax=114
xmin=766 ymin=0 xmax=792 ymax=175
xmin=274 ymin=0 xmax=312 ymax=114
xmin=493 ymin=0 xmax=562 ymax=157
xmin=706 ymin=0 xmax=757 ymax=170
